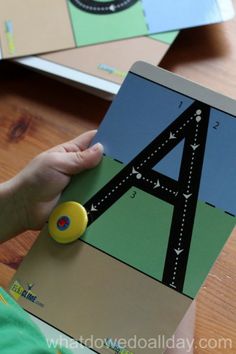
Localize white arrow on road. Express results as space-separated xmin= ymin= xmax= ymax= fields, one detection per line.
xmin=174 ymin=248 xmax=184 ymax=255
xmin=190 ymin=144 xmax=200 ymax=150
xmin=183 ymin=193 xmax=192 ymax=199
xmin=109 ymin=4 xmax=116 ymax=11
xmin=169 ymin=132 xmax=176 ymax=139
xmin=132 ymin=167 xmax=138 ymax=175
xmin=153 ymin=180 xmax=160 ymax=189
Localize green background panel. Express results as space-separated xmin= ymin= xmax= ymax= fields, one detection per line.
xmin=61 ymin=156 xmax=235 ymax=298
xmin=68 ymin=1 xmax=148 ymax=47
xmin=150 ymin=31 xmax=179 ymax=45
xmin=184 ymin=202 xmax=235 ymax=298
xmin=61 ymin=156 xmax=173 ymax=281
xmin=83 ymin=188 xmax=173 ymax=281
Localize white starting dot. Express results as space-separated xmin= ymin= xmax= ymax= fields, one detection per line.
xmin=136 ymin=173 xmax=142 ymax=179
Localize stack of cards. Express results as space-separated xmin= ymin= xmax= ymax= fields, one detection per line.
xmin=0 ymin=0 xmax=234 ymax=97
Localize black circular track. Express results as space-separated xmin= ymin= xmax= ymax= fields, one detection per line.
xmin=70 ymin=0 xmax=139 ymax=14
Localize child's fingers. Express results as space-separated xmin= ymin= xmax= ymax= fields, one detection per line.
xmin=52 ymin=142 xmax=104 ymax=175
xmin=47 ymin=130 xmax=97 ymax=153
xmin=69 ymin=130 xmax=97 ymax=151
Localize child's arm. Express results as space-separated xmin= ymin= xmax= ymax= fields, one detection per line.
xmin=0 ymin=130 xmax=103 ymax=243
xmin=0 ymin=288 xmax=72 ymax=354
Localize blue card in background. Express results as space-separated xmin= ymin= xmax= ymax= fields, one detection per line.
xmin=68 ymin=0 xmax=235 ymax=48
xmin=0 ymin=0 xmax=234 ymax=59
xmin=142 ymin=0 xmax=235 ymax=33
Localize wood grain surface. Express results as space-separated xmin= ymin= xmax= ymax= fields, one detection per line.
xmin=0 ymin=6 xmax=236 ymax=353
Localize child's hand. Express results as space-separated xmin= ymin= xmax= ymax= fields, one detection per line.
xmin=19 ymin=130 xmax=103 ymax=230
xmin=1 ymin=130 xmax=103 ymax=240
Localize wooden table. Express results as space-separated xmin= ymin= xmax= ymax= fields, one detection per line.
xmin=0 ymin=8 xmax=236 ymax=353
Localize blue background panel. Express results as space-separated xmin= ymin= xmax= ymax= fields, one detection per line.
xmin=141 ymin=0 xmax=222 ymax=33
xmin=93 ymin=73 xmax=236 ymax=215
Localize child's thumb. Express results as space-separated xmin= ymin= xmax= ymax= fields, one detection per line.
xmin=58 ymin=143 xmax=104 ymax=175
